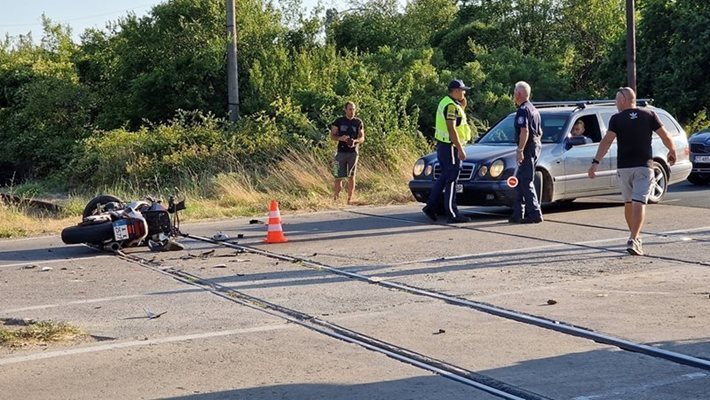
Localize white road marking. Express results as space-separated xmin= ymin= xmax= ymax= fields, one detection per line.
xmin=0 ymin=324 xmax=291 ymax=366
xmin=0 ymin=255 xmax=113 ymax=269
xmin=392 ymin=225 xmax=710 ymax=267
xmin=571 ymin=372 xmax=708 ymax=400
xmin=1 ymin=294 xmax=150 ymax=313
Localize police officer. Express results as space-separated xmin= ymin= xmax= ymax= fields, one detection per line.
xmin=422 ymin=79 xmax=472 ymax=224
xmin=509 ymin=81 xmax=543 ymax=224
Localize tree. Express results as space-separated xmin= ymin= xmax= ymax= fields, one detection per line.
xmin=637 ymin=0 xmax=710 ymax=121
xmin=75 ymin=0 xmax=283 ymax=129
xmin=558 ymin=0 xmax=625 ymax=95
xmin=0 ymin=17 xmax=92 ymax=176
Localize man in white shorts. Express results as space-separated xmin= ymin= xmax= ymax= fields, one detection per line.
xmin=588 ymin=87 xmax=677 ymax=256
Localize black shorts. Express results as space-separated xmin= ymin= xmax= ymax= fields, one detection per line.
xmin=334 ymin=152 xmax=359 ymax=178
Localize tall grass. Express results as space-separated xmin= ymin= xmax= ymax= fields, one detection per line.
xmin=192 ymin=144 xmax=421 ymax=217
xmin=0 ymin=198 xmax=78 ymax=239
xmin=0 ymin=144 xmax=424 ymax=236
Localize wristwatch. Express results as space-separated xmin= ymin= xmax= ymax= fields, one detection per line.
xmin=591 ymin=159 xmax=600 ymax=165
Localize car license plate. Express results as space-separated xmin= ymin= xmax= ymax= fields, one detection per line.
xmin=113 ymin=219 xmax=130 ymax=241
xmin=455 ymin=183 xmax=463 ymax=193
xmin=695 ymin=155 xmax=710 ymax=163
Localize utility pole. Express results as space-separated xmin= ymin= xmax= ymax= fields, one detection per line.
xmin=626 ymin=0 xmax=637 ymax=93
xmin=227 ymin=0 xmax=240 ymax=121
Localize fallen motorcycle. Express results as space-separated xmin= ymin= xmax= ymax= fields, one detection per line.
xmin=61 ymin=194 xmax=186 ymax=251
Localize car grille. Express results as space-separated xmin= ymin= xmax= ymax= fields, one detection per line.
xmin=433 ymin=163 xmax=476 ymax=180
xmin=690 ymin=143 xmax=709 ymax=154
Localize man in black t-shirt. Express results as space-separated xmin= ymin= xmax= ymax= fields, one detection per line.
xmin=330 ymin=101 xmax=365 ymax=205
xmin=588 ymin=87 xmax=677 ymax=256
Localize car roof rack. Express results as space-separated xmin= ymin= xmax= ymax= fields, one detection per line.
xmin=533 ymin=99 xmax=653 ymax=109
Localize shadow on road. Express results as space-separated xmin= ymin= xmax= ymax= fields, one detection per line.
xmin=0 ymin=245 xmax=101 ymax=264
xmin=163 ymin=340 xmax=710 ymax=400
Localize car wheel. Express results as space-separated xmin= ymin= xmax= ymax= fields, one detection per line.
xmin=82 ymin=195 xmax=124 ymax=219
xmin=647 ymin=162 xmax=668 ymax=204
xmin=534 ymin=170 xmax=544 ymax=203
xmin=687 ymin=173 xmax=709 ymax=185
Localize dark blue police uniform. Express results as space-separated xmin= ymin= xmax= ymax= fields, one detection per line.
xmin=512 ymin=100 xmax=543 ymax=222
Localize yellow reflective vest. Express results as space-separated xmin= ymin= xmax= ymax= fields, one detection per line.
xmin=434 ymin=96 xmax=471 ymax=144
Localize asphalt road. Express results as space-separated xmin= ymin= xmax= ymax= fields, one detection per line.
xmin=0 ymin=185 xmax=708 ymax=400
xmin=664 ymin=180 xmax=710 ymax=209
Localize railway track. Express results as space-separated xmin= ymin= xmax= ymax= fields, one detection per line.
xmin=114 ymin=248 xmax=554 ymax=400
xmin=103 ymin=209 xmax=708 ymax=398
xmin=182 ymin=232 xmax=710 ymax=372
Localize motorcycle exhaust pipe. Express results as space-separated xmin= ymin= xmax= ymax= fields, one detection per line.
xmin=107 ymin=242 xmax=122 ymax=252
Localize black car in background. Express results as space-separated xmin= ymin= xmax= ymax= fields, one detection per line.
xmin=688 ymin=128 xmax=710 ymax=185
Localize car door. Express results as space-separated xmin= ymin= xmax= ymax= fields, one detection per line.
xmin=562 ymin=114 xmax=612 ymax=194
xmin=599 ymin=111 xmax=620 ymax=187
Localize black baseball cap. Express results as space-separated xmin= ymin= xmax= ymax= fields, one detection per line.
xmin=448 ymin=79 xmax=471 ymax=91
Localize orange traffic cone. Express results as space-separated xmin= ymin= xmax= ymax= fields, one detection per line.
xmin=264 ymin=200 xmax=288 ymax=243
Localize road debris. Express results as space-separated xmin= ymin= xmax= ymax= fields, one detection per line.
xmin=198 ymin=249 xmax=216 ymax=258
xmin=212 ymin=232 xmax=229 ymax=241
xmin=143 ymin=308 xmax=168 ymax=320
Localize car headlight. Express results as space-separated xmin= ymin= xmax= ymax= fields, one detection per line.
xmin=413 ymin=159 xmax=426 ymax=176
xmin=489 ymin=159 xmax=505 ymax=178
xmin=424 ymin=165 xmax=433 ymax=176
xmin=478 ymin=165 xmax=488 ymax=177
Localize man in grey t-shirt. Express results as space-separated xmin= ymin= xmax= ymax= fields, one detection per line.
xmin=588 ymin=87 xmax=677 ymax=256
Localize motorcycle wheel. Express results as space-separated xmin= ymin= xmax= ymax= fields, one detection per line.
xmin=83 ymin=195 xmax=124 ymax=218
xmin=61 ymin=221 xmax=114 ymax=245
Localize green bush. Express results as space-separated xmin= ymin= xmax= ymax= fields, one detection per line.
xmin=65 ymin=110 xmax=285 ymax=191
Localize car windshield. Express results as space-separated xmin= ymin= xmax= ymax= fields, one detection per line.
xmin=478 ymin=113 xmax=570 ymax=144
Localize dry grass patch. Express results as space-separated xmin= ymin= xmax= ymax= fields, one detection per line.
xmin=0 ymin=202 xmax=76 ymax=238
xmin=0 ymin=146 xmax=423 ymax=237
xmin=208 ymin=147 xmax=419 ymax=213
xmin=0 ymin=318 xmax=85 ymax=348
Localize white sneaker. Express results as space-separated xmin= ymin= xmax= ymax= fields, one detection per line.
xmin=627 ymin=238 xmax=644 ymax=256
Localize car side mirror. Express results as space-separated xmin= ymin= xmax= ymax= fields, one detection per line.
xmin=568 ymin=136 xmax=588 ymax=146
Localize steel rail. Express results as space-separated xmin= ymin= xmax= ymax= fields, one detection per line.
xmin=184 ymin=233 xmax=710 ymax=372
xmin=114 ymin=249 xmax=553 ymax=400
xmin=345 ymin=209 xmax=710 ymax=267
